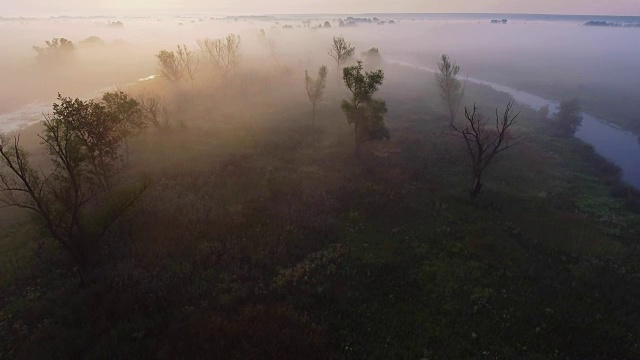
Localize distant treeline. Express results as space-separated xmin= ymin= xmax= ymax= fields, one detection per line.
xmin=584 ymin=21 xmax=640 ymax=27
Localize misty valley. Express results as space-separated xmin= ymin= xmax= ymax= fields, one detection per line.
xmin=1 ymin=12 xmax=640 ymax=360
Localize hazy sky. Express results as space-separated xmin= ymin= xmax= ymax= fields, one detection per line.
xmin=2 ymin=0 xmax=639 ymax=16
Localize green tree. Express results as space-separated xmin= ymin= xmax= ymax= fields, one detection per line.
xmin=554 ymin=98 xmax=583 ymax=137
xmin=435 ymin=54 xmax=464 ymax=123
xmin=361 ymin=47 xmax=382 ymax=68
xmin=156 ymin=50 xmax=184 ymax=82
xmin=0 ymin=95 xmax=147 ymax=284
xmin=451 ymin=101 xmax=521 ymax=198
xmin=328 ymin=36 xmax=355 ymax=79
xmin=304 ymin=66 xmax=328 ymax=125
xmin=341 ymin=61 xmax=389 ymax=155
xmin=33 ymin=38 xmax=76 ymax=65
xmin=102 ymin=90 xmax=145 ymax=163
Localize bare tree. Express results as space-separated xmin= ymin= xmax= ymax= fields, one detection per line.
xmin=177 ymin=44 xmax=200 ymax=83
xmin=451 ymin=101 xmax=521 ymax=198
xmin=138 ymin=92 xmax=171 ymax=131
xmin=328 ymin=36 xmax=355 ymax=79
xmin=197 ymin=34 xmax=242 ymax=77
xmin=304 ymin=66 xmax=328 ymax=125
xmin=156 ymin=50 xmax=184 ymax=83
xmin=435 ymin=54 xmax=465 ymax=123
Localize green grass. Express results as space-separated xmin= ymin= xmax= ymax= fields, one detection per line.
xmin=1 ymin=62 xmax=639 ymax=359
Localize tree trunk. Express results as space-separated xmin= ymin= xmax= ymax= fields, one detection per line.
xmin=470 ymin=173 xmax=483 ymax=198
xmin=123 ymin=137 xmax=130 ymax=164
xmin=312 ymin=103 xmax=316 ymax=125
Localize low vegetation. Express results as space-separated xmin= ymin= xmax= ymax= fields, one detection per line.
xmin=2 ymin=37 xmax=639 ymax=360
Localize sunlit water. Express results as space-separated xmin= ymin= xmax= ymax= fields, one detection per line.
xmin=390 ymin=60 xmax=640 ymax=189
xmin=0 ymin=75 xmax=156 ymax=132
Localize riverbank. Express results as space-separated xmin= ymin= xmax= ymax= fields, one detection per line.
xmin=389 ymin=60 xmax=640 ymax=189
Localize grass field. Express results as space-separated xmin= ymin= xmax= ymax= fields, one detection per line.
xmin=1 ymin=61 xmax=639 ymax=359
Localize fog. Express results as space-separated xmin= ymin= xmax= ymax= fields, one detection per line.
xmin=2 ymin=11 xmax=640 ymax=359
xmin=2 ymin=16 xmax=640 ymax=117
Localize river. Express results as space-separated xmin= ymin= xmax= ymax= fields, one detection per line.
xmin=389 ymin=60 xmax=640 ymax=189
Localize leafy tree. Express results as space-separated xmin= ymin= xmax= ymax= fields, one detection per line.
xmin=435 ymin=54 xmax=465 ymax=123
xmin=328 ymin=36 xmax=355 ymax=79
xmin=177 ymin=44 xmax=200 ymax=83
xmin=536 ymin=104 xmax=551 ymax=122
xmin=0 ymin=95 xmax=147 ymax=284
xmin=197 ymin=34 xmax=242 ymax=77
xmin=102 ymin=91 xmax=145 ymax=162
xmin=361 ymin=47 xmax=382 ymax=67
xmin=156 ymin=50 xmax=184 ymax=83
xmin=79 ymin=36 xmax=105 ymax=47
xmin=304 ymin=66 xmax=328 ymax=125
xmin=33 ymin=38 xmax=75 ymax=64
xmin=553 ymin=98 xmax=583 ymax=137
xmin=341 ymin=61 xmax=389 ymax=155
xmin=451 ymin=101 xmax=521 ymax=198
xmin=50 ymin=95 xmax=123 ymax=190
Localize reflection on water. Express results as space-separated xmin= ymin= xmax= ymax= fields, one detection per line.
xmin=390 ymin=60 xmax=640 ymax=189
xmin=0 ymin=74 xmax=157 ymax=133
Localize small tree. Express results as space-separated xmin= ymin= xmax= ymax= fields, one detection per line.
xmin=197 ymin=34 xmax=242 ymax=77
xmin=156 ymin=50 xmax=184 ymax=82
xmin=451 ymin=101 xmax=521 ymax=198
xmin=0 ymin=96 xmax=147 ymax=284
xmin=138 ymin=92 xmax=171 ymax=131
xmin=553 ymin=98 xmax=583 ymax=137
xmin=435 ymin=54 xmax=465 ymax=123
xmin=328 ymin=36 xmax=355 ymax=79
xmin=341 ymin=61 xmax=388 ymax=155
xmin=177 ymin=44 xmax=200 ymax=83
xmin=33 ymin=38 xmax=76 ymax=65
xmin=304 ymin=66 xmax=328 ymax=125
xmin=361 ymin=47 xmax=382 ymax=68
xmin=102 ymin=90 xmax=145 ymax=163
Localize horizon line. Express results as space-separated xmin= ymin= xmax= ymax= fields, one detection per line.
xmin=3 ymin=11 xmax=640 ymax=19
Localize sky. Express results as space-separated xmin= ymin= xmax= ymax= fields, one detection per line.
xmin=1 ymin=0 xmax=639 ymax=17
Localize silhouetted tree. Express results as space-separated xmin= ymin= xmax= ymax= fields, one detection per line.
xmin=451 ymin=101 xmax=520 ymax=198
xmin=553 ymin=98 xmax=583 ymax=137
xmin=304 ymin=66 xmax=328 ymax=125
xmin=361 ymin=47 xmax=382 ymax=68
xmin=138 ymin=92 xmax=171 ymax=130
xmin=0 ymin=95 xmax=147 ymax=284
xmin=156 ymin=50 xmax=184 ymax=83
xmin=197 ymin=34 xmax=242 ymax=77
xmin=102 ymin=90 xmax=145 ymax=163
xmin=536 ymin=104 xmax=551 ymax=122
xmin=33 ymin=38 xmax=75 ymax=64
xmin=435 ymin=54 xmax=465 ymax=123
xmin=177 ymin=44 xmax=200 ymax=83
xmin=341 ymin=61 xmax=388 ymax=155
xmin=328 ymin=36 xmax=355 ymax=79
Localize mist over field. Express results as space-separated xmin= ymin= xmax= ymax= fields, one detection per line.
xmin=1 ymin=6 xmax=640 ymax=360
